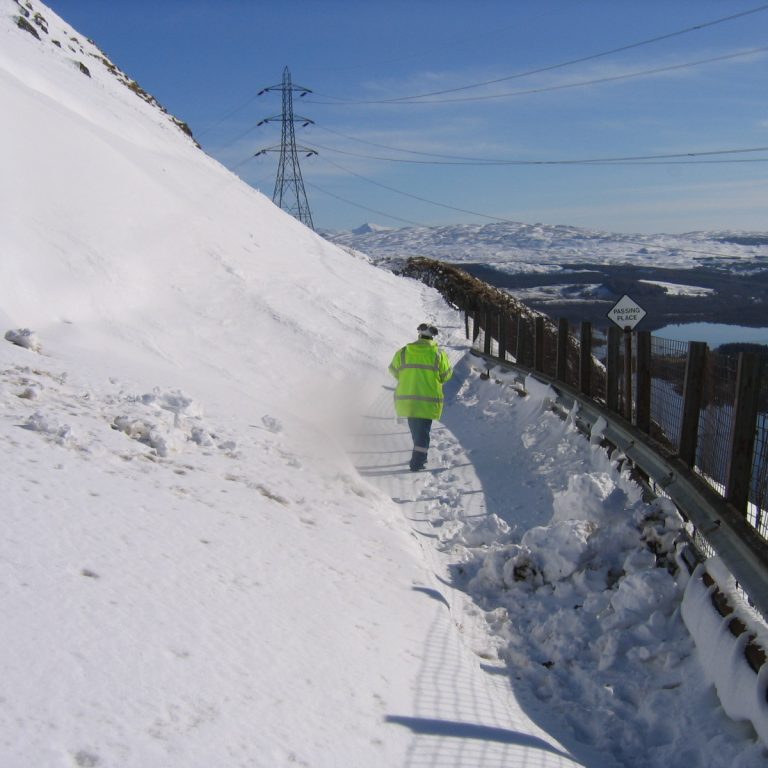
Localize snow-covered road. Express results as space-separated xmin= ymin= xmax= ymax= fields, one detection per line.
xmin=349 ymin=336 xmax=589 ymax=767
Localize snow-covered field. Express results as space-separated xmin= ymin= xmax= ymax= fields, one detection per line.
xmin=329 ymin=220 xmax=768 ymax=273
xmin=2 ymin=2 xmax=767 ymax=766
xmin=328 ymin=221 xmax=768 ymax=334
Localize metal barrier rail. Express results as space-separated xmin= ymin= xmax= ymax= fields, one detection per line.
xmin=472 ymin=350 xmax=768 ymax=621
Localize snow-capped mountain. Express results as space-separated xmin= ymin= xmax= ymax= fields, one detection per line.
xmin=350 ymin=222 xmax=394 ymax=235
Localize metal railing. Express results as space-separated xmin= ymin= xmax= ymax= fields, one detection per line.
xmin=467 ymin=316 xmax=768 ymax=620
xmin=468 ymin=313 xmax=768 ymax=560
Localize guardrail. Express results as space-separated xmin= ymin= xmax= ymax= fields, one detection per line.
xmin=468 ymin=311 xmax=768 ymax=537
xmin=469 ymin=346 xmax=768 ymax=621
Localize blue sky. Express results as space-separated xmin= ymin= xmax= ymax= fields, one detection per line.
xmin=44 ymin=0 xmax=768 ymax=234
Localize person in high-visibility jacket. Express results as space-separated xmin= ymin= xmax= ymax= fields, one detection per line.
xmin=388 ymin=323 xmax=453 ymax=471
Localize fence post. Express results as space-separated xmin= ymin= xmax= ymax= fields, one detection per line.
xmin=635 ymin=331 xmax=651 ymax=433
xmin=580 ymin=321 xmax=592 ymax=396
xmin=483 ymin=310 xmax=492 ymax=355
xmin=510 ymin=313 xmax=520 ymax=362
xmin=464 ymin=311 xmax=470 ymax=340
xmin=679 ymin=341 xmax=708 ymax=467
xmin=525 ymin=318 xmax=535 ymax=368
xmin=472 ymin=309 xmax=480 ymax=343
xmin=517 ymin=316 xmax=528 ymax=367
xmin=606 ymin=326 xmax=621 ymax=413
xmin=623 ymin=329 xmax=633 ymax=421
xmin=534 ymin=317 xmax=545 ymax=373
xmin=726 ymin=352 xmax=761 ymax=515
xmin=498 ymin=313 xmax=508 ymax=361
xmin=556 ymin=318 xmax=569 ymax=383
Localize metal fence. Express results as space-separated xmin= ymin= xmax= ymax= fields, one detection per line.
xmin=648 ymin=335 xmax=688 ymax=453
xmin=754 ymin=412 xmax=768 ymax=539
xmin=468 ymin=312 xmax=768 ymax=554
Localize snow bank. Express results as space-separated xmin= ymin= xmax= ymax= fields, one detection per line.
xmin=682 ymin=559 xmax=768 ymax=744
xmin=0 ymin=0 xmax=430 ymax=420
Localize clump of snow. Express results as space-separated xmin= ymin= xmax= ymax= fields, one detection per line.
xmin=17 ymin=381 xmax=42 ymax=400
xmin=522 ymin=519 xmax=597 ymax=582
xmin=110 ymin=388 xmax=232 ymax=457
xmin=140 ymin=388 xmax=202 ymax=419
xmin=4 ymin=328 xmax=41 ymax=352
xmin=443 ymin=510 xmax=511 ymax=548
xmin=261 ymin=414 xmax=283 ymax=433
xmin=23 ymin=409 xmax=73 ymax=446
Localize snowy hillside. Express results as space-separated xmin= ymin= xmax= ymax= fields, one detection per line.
xmin=1 ymin=0 xmax=429 ymax=412
xmin=1 ymin=2 xmax=767 ymax=767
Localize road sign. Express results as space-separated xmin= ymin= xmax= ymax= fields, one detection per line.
xmin=607 ymin=294 xmax=647 ymax=330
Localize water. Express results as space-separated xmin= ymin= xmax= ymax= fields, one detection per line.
xmin=653 ymin=322 xmax=768 ymax=349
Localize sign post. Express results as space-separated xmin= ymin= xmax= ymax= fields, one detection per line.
xmin=607 ymin=295 xmax=647 ymax=422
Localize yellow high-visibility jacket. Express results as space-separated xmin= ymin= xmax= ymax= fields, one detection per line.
xmin=388 ymin=338 xmax=453 ymax=419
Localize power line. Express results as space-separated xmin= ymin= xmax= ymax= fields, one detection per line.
xmin=305 ymin=139 xmax=768 ymax=167
xmin=305 ymin=180 xmax=427 ymax=228
xmin=312 ymin=155 xmax=764 ymax=261
xmin=195 ymin=93 xmax=262 ymax=138
xmin=191 ymin=6 xmax=767 ymax=157
xmin=308 ymin=46 xmax=768 ymax=106
xmin=388 ymin=3 xmax=768 ymax=102
xmin=315 ymin=125 xmax=768 ymax=165
xmin=410 ymin=47 xmax=768 ymax=105
xmin=316 ymin=156 xmax=513 ymax=222
xmin=309 ymin=4 xmax=768 ymax=105
xmin=194 ymin=9 xmax=767 ymax=155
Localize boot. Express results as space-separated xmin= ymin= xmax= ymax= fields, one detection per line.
xmin=409 ymin=449 xmax=427 ymax=472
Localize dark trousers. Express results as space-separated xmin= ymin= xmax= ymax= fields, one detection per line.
xmin=407 ymin=417 xmax=432 ymax=469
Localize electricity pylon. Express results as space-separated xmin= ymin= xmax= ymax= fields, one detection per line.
xmin=255 ymin=66 xmax=317 ymax=230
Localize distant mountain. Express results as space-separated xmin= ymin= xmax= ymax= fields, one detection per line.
xmin=350 ymin=222 xmax=393 ymax=235
xmin=327 ymin=221 xmax=768 ymax=332
xmin=328 ymin=221 xmax=768 ymax=272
